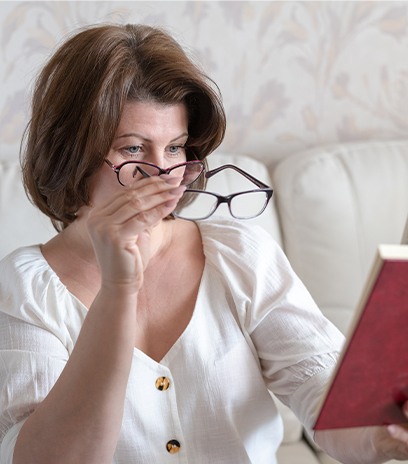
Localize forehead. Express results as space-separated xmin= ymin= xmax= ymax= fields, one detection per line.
xmin=117 ymin=101 xmax=188 ymax=137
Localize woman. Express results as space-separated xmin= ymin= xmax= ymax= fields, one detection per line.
xmin=0 ymin=23 xmax=407 ymax=464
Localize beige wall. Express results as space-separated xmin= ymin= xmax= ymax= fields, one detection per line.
xmin=1 ymin=1 xmax=407 ymax=168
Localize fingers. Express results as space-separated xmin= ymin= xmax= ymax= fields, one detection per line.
xmin=388 ymin=424 xmax=408 ymax=442
xmin=385 ymin=425 xmax=408 ymax=461
xmin=83 ymin=175 xmax=187 ymax=291
xmin=382 ymin=402 xmax=408 ymax=460
xmin=115 ymin=189 xmax=183 ymax=238
xmin=387 ymin=401 xmax=408 ymax=441
xmin=86 ymin=174 xmax=187 ymax=268
xmin=91 ymin=175 xmax=185 ymax=228
xmin=110 ymin=184 xmax=185 ymax=227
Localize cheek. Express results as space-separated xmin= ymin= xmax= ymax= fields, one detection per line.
xmin=87 ymin=168 xmax=120 ymax=206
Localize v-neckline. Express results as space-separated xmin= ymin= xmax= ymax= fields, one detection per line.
xmin=132 ymin=262 xmax=209 ymax=366
xmin=35 ymin=242 xmax=209 ymax=366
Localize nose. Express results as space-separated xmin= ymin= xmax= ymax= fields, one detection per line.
xmin=148 ymin=149 xmax=165 ymax=168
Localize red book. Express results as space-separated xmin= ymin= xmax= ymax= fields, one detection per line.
xmin=314 ymin=244 xmax=408 ymax=429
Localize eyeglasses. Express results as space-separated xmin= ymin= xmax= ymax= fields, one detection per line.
xmin=104 ymin=159 xmax=205 ymax=186
xmin=173 ymin=164 xmax=273 ymax=221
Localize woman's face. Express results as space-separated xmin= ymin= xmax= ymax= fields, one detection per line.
xmin=88 ymin=101 xmax=189 ymax=206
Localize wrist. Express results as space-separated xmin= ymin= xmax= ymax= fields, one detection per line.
xmin=98 ymin=281 xmax=140 ymax=301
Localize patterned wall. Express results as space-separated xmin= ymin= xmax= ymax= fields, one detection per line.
xmin=1 ymin=1 xmax=408 ymax=168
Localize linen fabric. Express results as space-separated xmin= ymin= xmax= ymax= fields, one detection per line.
xmin=0 ymin=217 xmax=344 ymax=463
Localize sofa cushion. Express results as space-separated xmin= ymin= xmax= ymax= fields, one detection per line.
xmin=272 ymin=140 xmax=408 ymax=334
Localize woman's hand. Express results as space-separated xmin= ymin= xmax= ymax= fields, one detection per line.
xmin=315 ymin=402 xmax=408 ymax=463
xmin=86 ymin=174 xmax=185 ymax=292
xmin=372 ymin=402 xmax=408 ymax=461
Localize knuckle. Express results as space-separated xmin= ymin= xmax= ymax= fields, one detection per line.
xmin=134 ymin=211 xmax=150 ymax=225
xmin=128 ymin=195 xmax=143 ymax=211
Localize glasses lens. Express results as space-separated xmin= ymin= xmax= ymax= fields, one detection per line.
xmin=174 ymin=191 xmax=218 ymax=220
xmin=169 ymin=161 xmax=204 ymax=186
xmin=229 ymin=191 xmax=269 ymax=219
xmin=118 ymin=162 xmax=161 ymax=186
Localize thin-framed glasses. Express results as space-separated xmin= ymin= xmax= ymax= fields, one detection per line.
xmin=104 ymin=159 xmax=205 ymax=186
xmin=173 ymin=164 xmax=273 ymax=221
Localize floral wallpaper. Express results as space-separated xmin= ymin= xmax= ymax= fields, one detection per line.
xmin=0 ymin=0 xmax=407 ymax=169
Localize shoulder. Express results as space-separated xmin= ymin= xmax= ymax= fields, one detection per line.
xmin=0 ymin=245 xmax=66 ymax=324
xmin=0 ymin=245 xmax=48 ymax=283
xmin=0 ymin=245 xmax=50 ymax=308
xmin=0 ymin=246 xmax=84 ymax=352
xmin=197 ymin=216 xmax=277 ymax=251
xmin=197 ymin=216 xmax=287 ymax=269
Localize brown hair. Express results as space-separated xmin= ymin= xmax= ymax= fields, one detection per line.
xmin=21 ymin=23 xmax=226 ymax=231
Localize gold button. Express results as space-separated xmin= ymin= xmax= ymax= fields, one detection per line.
xmin=155 ymin=376 xmax=170 ymax=391
xmin=166 ymin=439 xmax=181 ymax=454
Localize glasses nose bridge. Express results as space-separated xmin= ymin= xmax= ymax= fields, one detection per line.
xmin=116 ymin=161 xmax=162 ymax=186
xmin=211 ymin=194 xmax=230 ymax=216
xmin=217 ymin=195 xmax=230 ymax=206
xmin=160 ymin=166 xmax=173 ymax=176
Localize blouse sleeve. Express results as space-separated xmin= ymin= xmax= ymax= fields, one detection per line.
xmin=201 ymin=219 xmax=345 ymax=431
xmin=246 ymin=227 xmax=345 ymax=430
xmin=0 ymin=307 xmax=69 ymax=462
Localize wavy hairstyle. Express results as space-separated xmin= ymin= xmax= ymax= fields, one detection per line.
xmin=21 ymin=23 xmax=226 ymax=231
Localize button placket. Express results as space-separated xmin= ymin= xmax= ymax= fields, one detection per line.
xmin=153 ymin=371 xmax=184 ymax=458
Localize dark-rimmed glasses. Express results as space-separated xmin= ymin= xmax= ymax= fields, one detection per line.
xmin=104 ymin=159 xmax=205 ymax=186
xmin=173 ymin=164 xmax=273 ymax=220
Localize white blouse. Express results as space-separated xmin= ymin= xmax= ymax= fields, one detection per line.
xmin=0 ymin=218 xmax=344 ymax=463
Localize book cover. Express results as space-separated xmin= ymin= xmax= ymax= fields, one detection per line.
xmin=313 ymin=244 xmax=408 ymax=429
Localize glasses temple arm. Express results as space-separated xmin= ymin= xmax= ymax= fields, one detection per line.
xmin=205 ymin=164 xmax=271 ymax=189
xmin=136 ymin=167 xmax=150 ymax=178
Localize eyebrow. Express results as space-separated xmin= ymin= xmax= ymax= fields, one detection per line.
xmin=115 ymin=132 xmax=189 ymax=143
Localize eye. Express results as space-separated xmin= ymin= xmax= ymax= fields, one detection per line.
xmin=127 ymin=145 xmax=141 ymax=155
xmin=168 ymin=145 xmax=186 ymax=156
xmin=119 ymin=145 xmax=142 ymax=159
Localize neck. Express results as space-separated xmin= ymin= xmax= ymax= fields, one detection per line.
xmin=59 ymin=215 xmax=174 ymax=268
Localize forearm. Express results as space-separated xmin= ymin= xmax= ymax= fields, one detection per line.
xmin=13 ymin=288 xmax=137 ymax=464
xmin=314 ymin=427 xmax=390 ymax=464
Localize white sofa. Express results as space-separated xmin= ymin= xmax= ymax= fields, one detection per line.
xmin=272 ymin=140 xmax=408 ymax=464
xmin=1 ymin=139 xmax=408 ymax=464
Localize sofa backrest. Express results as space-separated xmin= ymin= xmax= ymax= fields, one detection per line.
xmin=272 ymin=139 xmax=408 ymax=333
xmin=0 ymin=153 xmax=281 ymax=260
xmin=0 ymin=159 xmax=56 ymax=260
